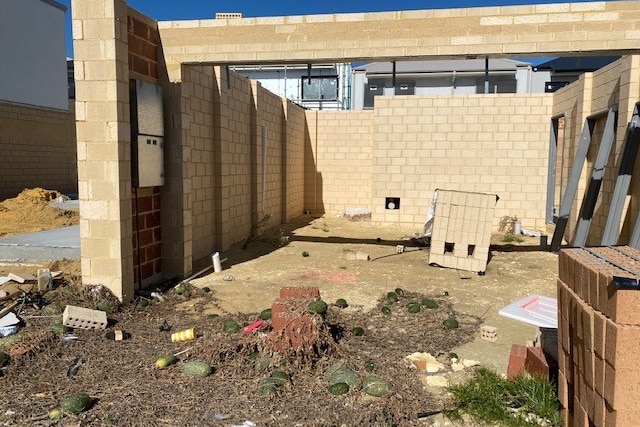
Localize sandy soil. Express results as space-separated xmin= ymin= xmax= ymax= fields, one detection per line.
xmin=190 ymin=214 xmax=558 ymax=374
xmin=0 ymin=191 xmax=560 ymax=425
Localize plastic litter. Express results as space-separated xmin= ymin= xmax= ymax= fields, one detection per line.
xmin=150 ymin=292 xmax=165 ymax=302
xmin=0 ymin=326 xmax=18 ymax=337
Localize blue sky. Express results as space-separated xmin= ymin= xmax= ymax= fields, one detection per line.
xmin=58 ymin=0 xmax=601 ymax=59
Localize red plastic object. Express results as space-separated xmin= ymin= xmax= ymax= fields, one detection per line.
xmin=244 ymin=319 xmax=264 ymax=333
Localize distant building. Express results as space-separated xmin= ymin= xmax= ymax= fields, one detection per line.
xmin=350 ymin=59 xmax=538 ymax=110
xmin=0 ymin=0 xmax=68 ymax=110
xmin=232 ymin=63 xmax=352 ymax=110
xmin=532 ymin=56 xmax=621 ymax=92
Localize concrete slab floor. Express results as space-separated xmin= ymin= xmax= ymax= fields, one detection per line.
xmin=0 ymin=225 xmax=80 ymax=262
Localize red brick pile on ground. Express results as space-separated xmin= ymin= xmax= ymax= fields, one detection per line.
xmin=266 ymin=287 xmax=331 ymax=361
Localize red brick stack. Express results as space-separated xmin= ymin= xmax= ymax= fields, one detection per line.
xmin=269 ymin=287 xmax=321 ymax=354
xmin=558 ymin=246 xmax=640 ymax=426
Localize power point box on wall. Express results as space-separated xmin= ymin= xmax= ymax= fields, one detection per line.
xmin=385 ymin=197 xmax=400 ymax=210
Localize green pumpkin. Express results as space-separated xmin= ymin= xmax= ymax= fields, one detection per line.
xmin=183 ymin=360 xmax=213 ymax=377
xmin=60 ymin=393 xmax=92 ymax=414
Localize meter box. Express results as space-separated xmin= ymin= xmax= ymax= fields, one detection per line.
xmin=130 ymin=79 xmax=164 ymax=187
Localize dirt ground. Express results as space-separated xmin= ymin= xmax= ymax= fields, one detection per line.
xmin=0 ymin=191 xmax=559 ymax=426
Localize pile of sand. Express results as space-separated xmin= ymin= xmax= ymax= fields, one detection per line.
xmin=0 ymin=188 xmax=79 ymax=238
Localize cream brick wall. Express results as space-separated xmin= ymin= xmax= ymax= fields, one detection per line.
xmin=157 ymin=1 xmax=640 ymax=81
xmin=0 ymin=101 xmax=77 ymax=200
xmin=306 ymin=96 xmax=553 ymax=230
xmin=215 ymin=70 xmax=254 ymax=250
xmin=284 ymin=99 xmax=305 ymax=222
xmin=184 ymin=66 xmax=216 ymax=261
xmin=551 ymin=56 xmax=640 ymax=246
xmin=304 ymin=110 xmax=374 ymax=215
xmin=372 ymin=95 xmax=553 ymax=229
xmin=72 ymin=0 xmax=134 ymax=301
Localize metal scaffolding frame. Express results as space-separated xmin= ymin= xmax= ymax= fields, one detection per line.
xmin=550 ymin=108 xmax=615 ymax=252
xmin=602 ymin=102 xmax=640 ymax=246
xmin=572 ymin=108 xmax=617 ymax=247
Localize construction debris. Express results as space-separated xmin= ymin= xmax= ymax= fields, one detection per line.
xmin=343 ymin=207 xmax=371 ymax=221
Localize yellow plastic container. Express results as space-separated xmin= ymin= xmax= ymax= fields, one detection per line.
xmin=171 ymin=327 xmax=195 ymax=342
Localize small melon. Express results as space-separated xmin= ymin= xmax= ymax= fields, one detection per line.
xmin=96 ymin=300 xmax=112 ymax=313
xmin=381 ymin=306 xmax=392 ymax=315
xmin=174 ymin=284 xmax=187 ymax=295
xmin=183 ymin=360 xmax=213 ymax=377
xmin=307 ymin=300 xmax=328 ymax=315
xmin=328 ymin=382 xmax=350 ymax=396
xmin=48 ymin=408 xmax=62 ymax=420
xmin=155 ymin=355 xmax=178 ymax=369
xmin=443 ymin=318 xmax=459 ymax=330
xmin=50 ymin=320 xmax=70 ymax=337
xmin=362 ymin=376 xmax=393 ymax=397
xmin=352 ymin=327 xmax=364 ymax=336
xmin=408 ymin=303 xmax=421 ymax=313
xmin=270 ymin=370 xmax=289 ymax=386
xmin=421 ymin=298 xmax=438 ymax=309
xmin=60 ymin=393 xmax=92 ymax=414
xmin=223 ymin=319 xmax=241 ymax=333
xmin=394 ymin=288 xmax=405 ymax=297
xmin=202 ymin=286 xmax=211 ymax=293
xmin=302 ymin=251 xmax=310 ymax=257
xmin=259 ymin=308 xmax=272 ymax=320
xmin=335 ymin=298 xmax=348 ymax=308
xmin=41 ymin=304 xmax=61 ymax=315
xmin=386 ymin=292 xmax=399 ymax=303
xmin=449 ymin=352 xmax=459 ymax=361
xmin=365 ymin=361 xmax=375 ymax=372
xmin=258 ymin=377 xmax=278 ymax=397
xmin=325 ymin=362 xmax=359 ymax=386
xmin=137 ymin=299 xmax=149 ymax=308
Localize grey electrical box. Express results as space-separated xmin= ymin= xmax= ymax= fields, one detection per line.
xmin=130 ymin=79 xmax=164 ymax=187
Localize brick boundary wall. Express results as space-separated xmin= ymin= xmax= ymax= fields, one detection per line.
xmin=558 ymin=246 xmax=640 ymax=426
xmin=132 ymin=187 xmax=162 ymax=285
xmin=128 ymin=8 xmax=162 ymax=285
xmin=0 ymin=101 xmax=77 ymax=201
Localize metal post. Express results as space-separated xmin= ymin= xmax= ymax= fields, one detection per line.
xmin=550 ymin=117 xmax=596 ymax=251
xmin=572 ymin=108 xmax=617 ymax=247
xmin=392 ymin=61 xmax=397 ymax=95
xmin=602 ymin=102 xmax=640 ymax=245
xmin=546 ymin=117 xmax=561 ymax=224
xmin=484 ymin=57 xmax=489 ymax=94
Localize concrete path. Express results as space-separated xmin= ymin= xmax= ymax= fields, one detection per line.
xmin=0 ymin=226 xmax=80 ymax=262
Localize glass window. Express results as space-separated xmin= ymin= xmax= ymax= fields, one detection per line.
xmin=301 ymin=76 xmax=338 ymax=100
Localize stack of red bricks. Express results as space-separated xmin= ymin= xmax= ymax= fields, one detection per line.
xmin=558 ymin=246 xmax=640 ymax=426
xmin=269 ymin=287 xmax=321 ymax=354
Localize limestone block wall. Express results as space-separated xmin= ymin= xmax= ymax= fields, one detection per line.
xmin=283 ymin=99 xmax=305 ymax=222
xmin=551 ymin=56 xmax=640 ymax=246
xmin=184 ymin=65 xmax=216 ymax=261
xmin=73 ymin=0 xmax=134 ymax=301
xmin=304 ymin=110 xmax=374 ymax=214
xmin=0 ymin=100 xmax=77 ymax=200
xmin=558 ymin=246 xmax=640 ymax=426
xmin=254 ymin=82 xmax=285 ymax=226
xmin=157 ymin=1 xmax=640 ymax=82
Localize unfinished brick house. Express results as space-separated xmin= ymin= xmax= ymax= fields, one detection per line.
xmin=69 ymin=1 xmax=640 ymax=424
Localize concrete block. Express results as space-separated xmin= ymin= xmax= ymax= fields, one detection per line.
xmin=507 ymin=344 xmax=527 ymax=379
xmin=480 ymin=325 xmax=498 ymax=342
xmin=525 ymin=346 xmax=549 ymax=379
xmin=605 ymin=402 xmax=640 ymax=427
xmin=604 ymin=319 xmax=640 ymax=367
xmin=63 ymin=305 xmax=108 ymax=330
xmin=604 ymin=360 xmax=640 ymax=410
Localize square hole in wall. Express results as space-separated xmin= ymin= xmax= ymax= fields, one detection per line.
xmin=444 ymin=242 xmax=455 ymax=254
xmin=385 ymin=197 xmax=400 ymax=210
xmin=467 ymin=244 xmax=476 ymax=257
